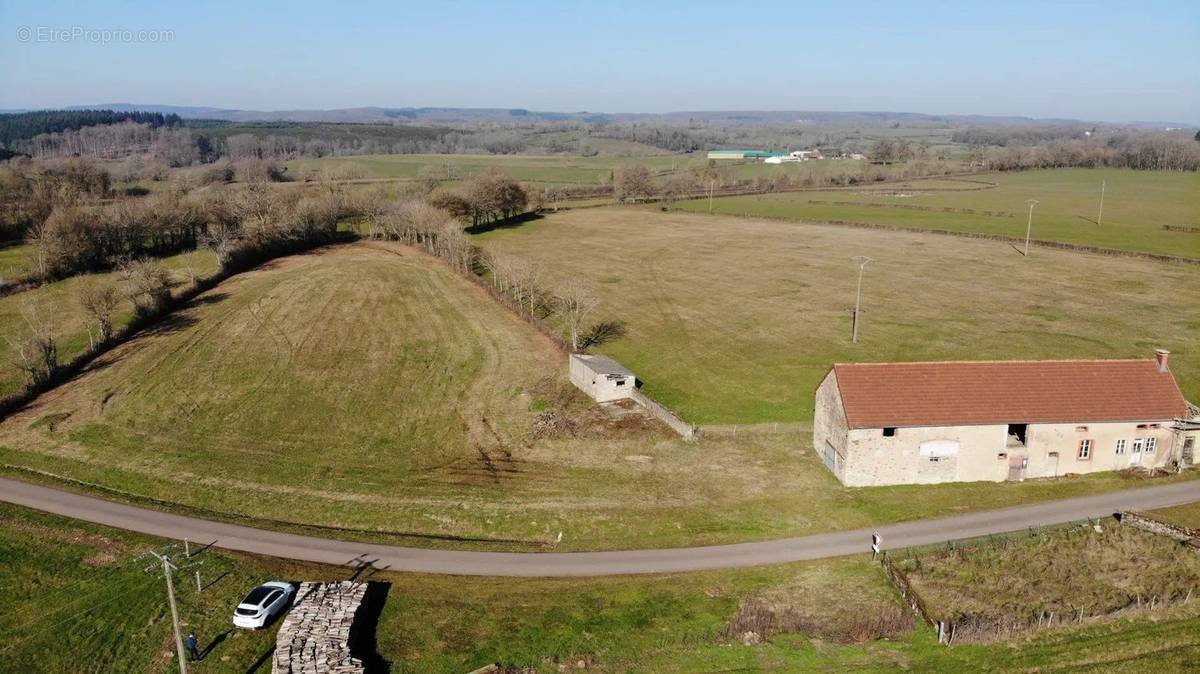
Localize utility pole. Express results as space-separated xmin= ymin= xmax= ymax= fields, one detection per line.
xmin=851 ymin=256 xmax=874 ymax=343
xmin=708 ymin=178 xmax=715 ymax=213
xmin=148 ymin=551 xmax=188 ymax=674
xmin=1023 ymin=199 xmax=1039 ymax=257
xmin=1097 ymin=180 xmax=1105 ymax=226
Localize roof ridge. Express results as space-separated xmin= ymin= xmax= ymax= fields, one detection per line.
xmin=833 ymin=358 xmax=1153 ymax=367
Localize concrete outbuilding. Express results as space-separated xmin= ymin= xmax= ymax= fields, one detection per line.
xmin=814 ymin=351 xmax=1197 ymax=487
xmin=569 ymin=354 xmax=635 ymax=403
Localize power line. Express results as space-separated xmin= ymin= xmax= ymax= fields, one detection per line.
xmin=0 ymin=575 xmax=160 ymax=656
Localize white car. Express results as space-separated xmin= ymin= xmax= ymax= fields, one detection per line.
xmin=232 ymin=581 xmax=295 ymax=629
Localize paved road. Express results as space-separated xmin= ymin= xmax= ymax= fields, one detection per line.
xmin=2 ymin=477 xmax=1197 ymax=577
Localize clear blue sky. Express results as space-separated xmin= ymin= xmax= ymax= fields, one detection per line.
xmin=1 ymin=0 xmax=1197 ymax=123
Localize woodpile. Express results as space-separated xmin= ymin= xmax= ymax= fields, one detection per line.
xmin=272 ymin=581 xmax=367 ymax=674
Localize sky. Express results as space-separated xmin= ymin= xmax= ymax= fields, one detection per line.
xmin=1 ymin=0 xmax=1197 ymax=123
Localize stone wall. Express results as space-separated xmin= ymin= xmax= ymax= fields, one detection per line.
xmin=1118 ymin=511 xmax=1198 ymax=543
xmin=273 ymin=581 xmax=367 ymax=674
xmin=630 ymin=388 xmax=696 ymax=440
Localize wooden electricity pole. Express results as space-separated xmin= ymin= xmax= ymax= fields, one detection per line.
xmin=1023 ymin=199 xmax=1039 ymax=257
xmin=851 ymin=256 xmax=874 ymax=343
xmin=1097 ymin=180 xmax=1106 ymax=226
xmin=149 ymin=552 xmax=188 ymax=674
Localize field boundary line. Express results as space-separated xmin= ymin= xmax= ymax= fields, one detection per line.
xmin=679 ymin=209 xmax=1200 ymax=265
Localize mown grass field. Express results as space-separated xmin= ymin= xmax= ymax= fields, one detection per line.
xmin=673 ymin=168 xmax=1200 ymax=258
xmin=285 ymin=153 xmax=683 ymax=186
xmin=0 ymin=248 xmax=218 ymax=397
xmin=5 ymin=502 xmax=1200 ymax=673
xmin=477 ymin=207 xmax=1200 ymax=425
xmin=2 ymin=240 xmax=1191 ymax=551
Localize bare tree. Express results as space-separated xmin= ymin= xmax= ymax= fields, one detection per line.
xmin=77 ymin=281 xmax=122 ymax=347
xmin=7 ymin=300 xmax=58 ymax=386
xmin=118 ymin=259 xmax=174 ymax=318
xmin=554 ymin=279 xmax=600 ymax=349
xmin=614 ymin=164 xmax=656 ymax=203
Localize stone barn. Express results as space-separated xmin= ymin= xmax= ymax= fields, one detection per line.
xmin=813 ymin=350 xmax=1196 ymax=487
xmin=569 ymin=354 xmax=635 ymax=403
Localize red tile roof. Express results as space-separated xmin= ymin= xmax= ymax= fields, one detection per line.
xmin=830 ymin=359 xmax=1189 ymax=429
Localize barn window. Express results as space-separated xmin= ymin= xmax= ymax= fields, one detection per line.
xmin=882 ymin=427 xmax=897 ymax=437
xmin=1078 ymin=439 xmax=1092 ymax=460
xmin=1146 ymin=437 xmax=1157 ymax=453
xmin=1007 ymin=424 xmax=1028 ymax=446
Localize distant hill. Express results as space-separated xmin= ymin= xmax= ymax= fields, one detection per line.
xmin=25 ymin=104 xmax=1199 ymax=130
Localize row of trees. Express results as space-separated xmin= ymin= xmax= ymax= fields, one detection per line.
xmin=983 ymin=136 xmax=1200 ymax=172
xmin=0 ymin=109 xmax=181 ymax=146
xmin=0 ymin=158 xmax=113 ymax=242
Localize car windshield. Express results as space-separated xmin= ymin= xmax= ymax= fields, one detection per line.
xmin=241 ymin=586 xmax=274 ymax=606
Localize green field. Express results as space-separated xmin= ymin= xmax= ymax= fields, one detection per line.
xmin=0 ymin=242 xmax=35 ymax=282
xmin=5 ymin=502 xmax=1200 ymax=673
xmin=1 ymin=240 xmax=1195 ymax=552
xmin=675 ymin=168 xmax=1200 ymax=258
xmin=477 ymin=207 xmax=1200 ymax=425
xmin=285 ymin=153 xmax=684 ymax=185
xmin=0 ymin=249 xmax=218 ymax=397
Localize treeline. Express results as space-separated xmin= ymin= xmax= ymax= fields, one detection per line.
xmin=361 ymin=186 xmax=607 ymax=351
xmin=0 ymin=158 xmax=112 ymax=241
xmin=951 ymin=125 xmax=1093 ymax=146
xmin=983 ymin=135 xmax=1200 ymax=172
xmin=0 ymin=109 xmax=182 ymax=146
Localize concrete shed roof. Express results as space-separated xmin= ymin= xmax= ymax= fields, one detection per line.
xmin=828 ymin=358 xmax=1189 ymax=429
xmin=573 ymin=354 xmax=634 ymax=378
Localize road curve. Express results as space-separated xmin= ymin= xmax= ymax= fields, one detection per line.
xmin=2 ymin=477 xmax=1197 ymax=577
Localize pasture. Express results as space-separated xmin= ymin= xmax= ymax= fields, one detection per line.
xmin=0 ymin=249 xmax=218 ymax=398
xmin=285 ymin=153 xmax=682 ymax=186
xmin=476 ymin=207 xmax=1200 ymax=425
xmin=5 ymin=502 xmax=1200 ymax=673
xmin=674 ymin=168 xmax=1200 ymax=258
xmin=0 ymin=242 xmax=35 ymax=281
xmin=3 ymin=242 xmax=1192 ymax=550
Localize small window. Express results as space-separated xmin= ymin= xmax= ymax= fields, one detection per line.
xmin=1137 ymin=423 xmax=1160 ymax=430
xmin=1078 ymin=439 xmax=1092 ymax=460
xmin=1115 ymin=439 xmax=1127 ymax=455
xmin=1075 ymin=426 xmax=1088 ymax=433
xmin=1048 ymin=451 xmax=1059 ymax=458
xmin=882 ymin=427 xmax=897 ymax=437
xmin=615 ymin=380 xmax=626 ymax=387
xmin=1146 ymin=437 xmax=1157 ymax=453
xmin=997 ymin=452 xmax=1007 ymax=460
xmin=928 ymin=456 xmax=941 ymax=462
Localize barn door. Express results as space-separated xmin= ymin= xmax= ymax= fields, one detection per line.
xmin=1007 ymin=455 xmax=1028 ymax=481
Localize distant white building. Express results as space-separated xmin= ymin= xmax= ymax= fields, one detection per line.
xmin=569 ymin=354 xmax=635 ymax=402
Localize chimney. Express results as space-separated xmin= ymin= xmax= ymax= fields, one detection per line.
xmin=1155 ymin=349 xmax=1170 ymax=373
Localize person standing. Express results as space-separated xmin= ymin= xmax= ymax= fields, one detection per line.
xmin=185 ymin=632 xmax=200 ymax=662
xmin=871 ymin=531 xmax=882 ymax=561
